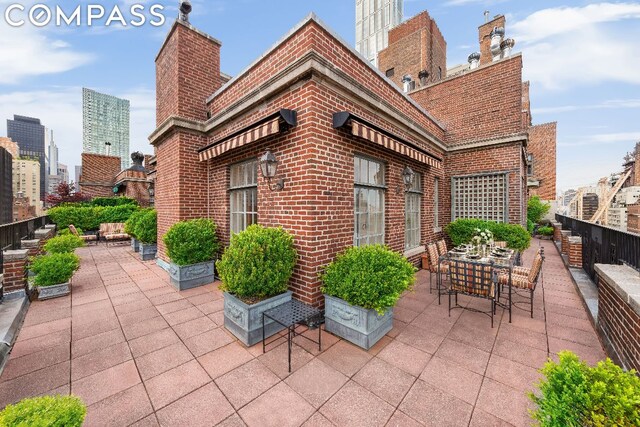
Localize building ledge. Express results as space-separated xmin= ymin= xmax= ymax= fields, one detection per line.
xmin=595 ymin=263 xmax=640 ymax=316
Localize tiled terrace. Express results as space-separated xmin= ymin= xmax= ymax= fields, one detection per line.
xmin=0 ymin=240 xmax=606 ymax=426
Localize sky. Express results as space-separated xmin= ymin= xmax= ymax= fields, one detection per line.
xmin=0 ymin=0 xmax=639 ymax=193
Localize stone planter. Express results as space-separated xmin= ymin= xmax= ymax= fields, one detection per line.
xmin=139 ymin=243 xmax=157 ymax=261
xmin=168 ymin=260 xmax=215 ymax=291
xmin=36 ymin=282 xmax=70 ymax=300
xmin=324 ymin=294 xmax=393 ymax=350
xmin=224 ymin=291 xmax=292 ymax=346
xmin=131 ymin=238 xmax=140 ymax=252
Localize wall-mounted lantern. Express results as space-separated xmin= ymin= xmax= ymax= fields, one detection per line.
xmin=259 ymin=150 xmax=285 ymax=191
xmin=402 ymin=166 xmax=416 ymax=192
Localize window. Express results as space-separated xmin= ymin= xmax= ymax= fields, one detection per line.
xmin=385 ymin=68 xmax=395 ymax=78
xmin=434 ymin=177 xmax=440 ymax=230
xmin=405 ymin=172 xmax=422 ymax=250
xmin=452 ymin=172 xmax=508 ymax=222
xmin=354 ymin=156 xmax=385 ymax=246
xmin=527 ymin=154 xmax=534 ymax=176
xmin=229 ymin=159 xmax=258 ymax=234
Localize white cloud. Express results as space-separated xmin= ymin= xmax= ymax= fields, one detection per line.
xmin=559 ymin=131 xmax=640 ymax=147
xmin=0 ymin=21 xmax=93 ymax=84
xmin=533 ymin=99 xmax=640 ymax=114
xmin=0 ymin=87 xmax=156 ymax=174
xmin=512 ymin=3 xmax=640 ymax=90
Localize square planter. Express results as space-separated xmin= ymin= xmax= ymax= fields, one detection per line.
xmin=224 ymin=291 xmax=292 ymax=347
xmin=168 ymin=260 xmax=215 ymax=291
xmin=139 ymin=243 xmax=157 ymax=261
xmin=36 ymin=282 xmax=70 ymax=300
xmin=324 ymin=294 xmax=393 ymax=350
xmin=131 ymin=238 xmax=140 ymax=252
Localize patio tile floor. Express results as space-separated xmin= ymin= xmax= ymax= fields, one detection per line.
xmin=0 ymin=239 xmax=608 ymax=426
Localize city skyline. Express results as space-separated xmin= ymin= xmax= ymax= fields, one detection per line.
xmin=0 ymin=1 xmax=639 ymax=192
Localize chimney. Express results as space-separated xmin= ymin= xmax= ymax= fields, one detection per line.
xmin=500 ymin=38 xmax=515 ymax=59
xmin=468 ymin=52 xmax=481 ymax=70
xmin=484 ymin=10 xmax=490 ymax=23
xmin=402 ymin=75 xmax=415 ymax=93
xmin=478 ymin=15 xmax=506 ymax=66
xmin=490 ymin=26 xmax=505 ymax=61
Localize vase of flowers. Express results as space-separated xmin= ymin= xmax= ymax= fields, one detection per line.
xmin=472 ymin=228 xmax=494 ymax=257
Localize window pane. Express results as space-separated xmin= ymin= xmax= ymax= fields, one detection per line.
xmin=354 ymin=156 xmax=385 ymax=246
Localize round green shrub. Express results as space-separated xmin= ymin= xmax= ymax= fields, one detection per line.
xmin=530 ymin=351 xmax=640 ymax=426
xmin=0 ymin=395 xmax=86 ymax=427
xmin=125 ymin=208 xmax=152 ymax=239
xmin=528 ymin=195 xmax=550 ymax=225
xmin=57 ymin=227 xmax=83 ymax=236
xmin=216 ymin=225 xmax=297 ymax=301
xmin=134 ymin=209 xmax=157 ymax=244
xmin=163 ymin=219 xmax=220 ymax=266
xmin=31 ymin=253 xmax=80 ymax=287
xmin=537 ymin=226 xmax=554 ymax=236
xmin=445 ymin=219 xmax=531 ymax=252
xmin=43 ymin=234 xmax=84 ymax=254
xmin=321 ymin=245 xmax=416 ymax=314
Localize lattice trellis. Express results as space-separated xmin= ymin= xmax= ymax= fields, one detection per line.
xmin=452 ymin=172 xmax=509 ymax=222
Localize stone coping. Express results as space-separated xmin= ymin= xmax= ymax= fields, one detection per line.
xmin=560 ymin=230 xmax=572 ymax=236
xmin=2 ymin=249 xmax=29 ymax=261
xmin=595 ymin=264 xmax=640 ymax=316
xmin=568 ymin=236 xmax=582 ymax=244
xmin=20 ymin=239 xmax=40 ymax=248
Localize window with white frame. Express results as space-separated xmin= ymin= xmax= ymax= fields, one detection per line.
xmin=434 ymin=177 xmax=440 ymax=230
xmin=405 ymin=171 xmax=422 ymax=250
xmin=354 ymin=156 xmax=385 ymax=246
xmin=452 ymin=172 xmax=508 ymax=222
xmin=229 ymin=159 xmax=258 ymax=234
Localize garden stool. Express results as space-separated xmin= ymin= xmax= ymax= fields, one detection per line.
xmin=262 ymin=299 xmax=323 ymax=372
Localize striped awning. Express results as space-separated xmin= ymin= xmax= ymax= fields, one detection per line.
xmin=351 ymin=121 xmax=441 ymax=168
xmin=199 ymin=117 xmax=281 ymax=161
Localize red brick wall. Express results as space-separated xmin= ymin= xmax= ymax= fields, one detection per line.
xmin=156 ymin=22 xmax=221 ymax=125
xmin=628 ymin=203 xmax=640 ymax=234
xmin=2 ymin=256 xmax=27 ymax=293
xmin=598 ymin=274 xmax=640 ymax=372
xmin=377 ymin=11 xmax=447 ymax=89
xmin=528 ymin=122 xmax=557 ymax=201
xmin=410 ymin=55 xmax=524 ymax=146
xmin=522 ymin=81 xmax=531 ymax=127
xmin=568 ymin=237 xmax=582 ymax=268
xmin=444 ymin=142 xmax=526 ymax=225
xmin=479 ymin=15 xmax=506 ymax=66
xmin=79 ymin=153 xmax=121 ymax=198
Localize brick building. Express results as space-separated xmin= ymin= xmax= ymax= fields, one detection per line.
xmin=151 ymin=10 xmax=557 ymax=305
xmin=79 ymin=152 xmax=154 ymax=206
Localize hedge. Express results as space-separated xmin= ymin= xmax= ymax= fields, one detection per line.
xmin=135 ymin=209 xmax=157 ymax=244
xmin=0 ymin=395 xmax=86 ymax=427
xmin=48 ymin=204 xmax=139 ymax=231
xmin=445 ymin=218 xmax=531 ymax=251
xmin=89 ymin=197 xmax=138 ymax=207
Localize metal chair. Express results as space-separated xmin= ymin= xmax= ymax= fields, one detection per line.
xmin=436 ymin=239 xmax=448 ymax=257
xmin=448 ymin=259 xmax=498 ymax=327
xmin=498 ymin=247 xmax=544 ymax=318
xmin=427 ymin=243 xmax=448 ymax=304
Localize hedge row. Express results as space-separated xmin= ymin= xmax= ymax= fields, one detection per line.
xmin=48 ymin=204 xmax=139 ymax=231
xmin=445 ymin=218 xmax=531 ymax=251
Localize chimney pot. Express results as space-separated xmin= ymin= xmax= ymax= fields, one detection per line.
xmin=468 ymin=52 xmax=481 ymax=69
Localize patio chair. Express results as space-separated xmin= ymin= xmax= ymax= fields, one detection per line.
xmin=69 ymin=224 xmax=97 ymax=245
xmin=494 ymin=241 xmax=508 ymax=248
xmin=448 ymin=259 xmax=498 ymax=327
xmin=99 ymin=223 xmax=130 ymax=246
xmin=436 ymin=239 xmax=448 ymax=257
xmin=497 ymin=247 xmax=544 ymax=318
xmin=427 ymin=243 xmax=448 ymax=303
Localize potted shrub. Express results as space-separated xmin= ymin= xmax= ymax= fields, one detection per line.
xmin=135 ymin=209 xmax=157 ymax=260
xmin=321 ymin=245 xmax=416 ymax=350
xmin=30 ymin=252 xmax=80 ymax=300
xmin=216 ymin=225 xmax=297 ymax=346
xmin=125 ymin=208 xmax=147 ymax=252
xmin=536 ymin=225 xmax=554 ymax=240
xmin=43 ymin=234 xmax=84 ymax=254
xmin=0 ymin=395 xmax=86 ymax=426
xmin=530 ymin=351 xmax=640 ymax=426
xmin=163 ymin=219 xmax=220 ymax=290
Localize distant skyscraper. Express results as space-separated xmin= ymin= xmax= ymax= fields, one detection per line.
xmin=7 ymin=115 xmax=46 ymax=200
xmin=47 ymin=129 xmax=58 ymax=176
xmin=58 ymin=163 xmax=69 ymax=184
xmin=355 ymin=0 xmax=403 ymax=66
xmin=82 ymin=88 xmax=130 ymax=170
xmin=75 ymin=165 xmax=82 ymax=184
xmin=0 ymin=146 xmax=13 ymax=224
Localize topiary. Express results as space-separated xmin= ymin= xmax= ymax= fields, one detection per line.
xmin=0 ymin=395 xmax=86 ymax=427
xmin=216 ymin=225 xmax=297 ymax=302
xmin=30 ymin=253 xmax=80 ymax=287
xmin=43 ymin=234 xmax=84 ymax=254
xmin=321 ymin=245 xmax=416 ymax=314
xmin=530 ymin=351 xmax=640 ymax=426
xmin=134 ymin=209 xmax=157 ymax=244
xmin=163 ymin=219 xmax=220 ymax=266
xmin=125 ymin=208 xmax=151 ymax=239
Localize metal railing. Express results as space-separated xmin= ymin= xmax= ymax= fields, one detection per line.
xmin=556 ymin=214 xmax=640 ymax=281
xmin=0 ymin=215 xmax=50 ymax=275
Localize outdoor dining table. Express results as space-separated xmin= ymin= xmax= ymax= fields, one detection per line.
xmin=443 ymin=244 xmax=515 ymax=322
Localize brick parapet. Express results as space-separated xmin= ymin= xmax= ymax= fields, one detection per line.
xmin=2 ymin=249 xmax=29 ymax=293
xmin=595 ymin=264 xmax=640 ymax=372
xmin=551 ymin=221 xmax=563 ymax=242
xmin=560 ymin=230 xmax=572 ymax=255
xmin=567 ymin=236 xmax=582 ymax=268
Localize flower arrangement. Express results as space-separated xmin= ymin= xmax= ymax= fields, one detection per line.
xmin=471 ymin=228 xmax=494 ymax=246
